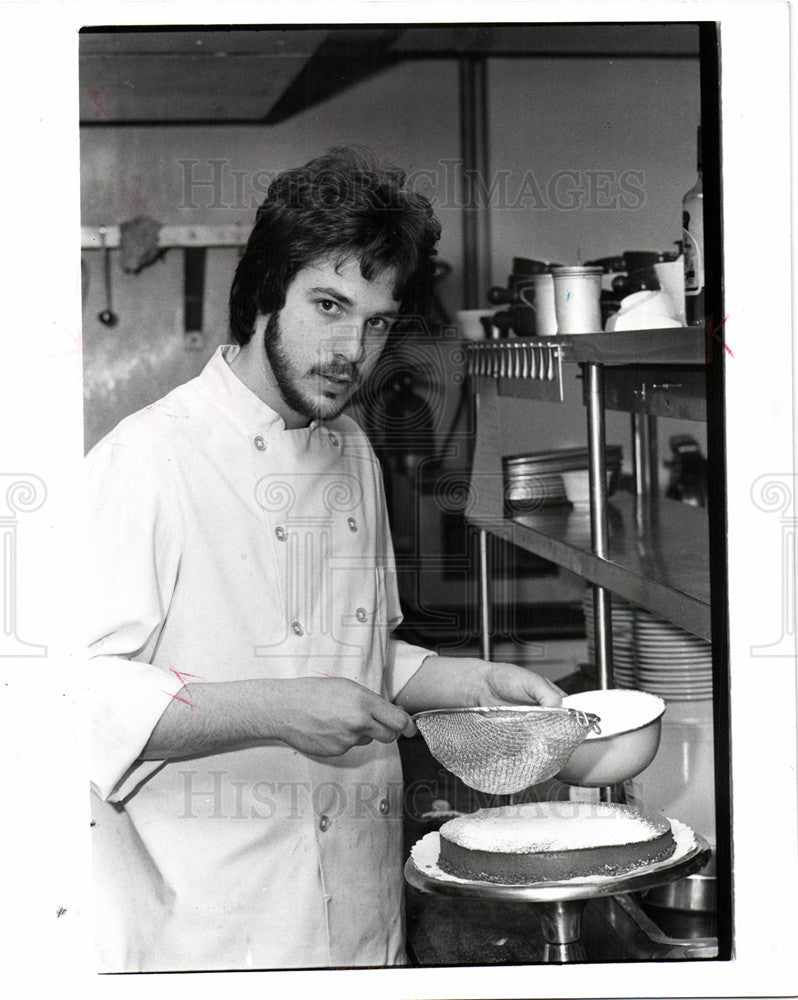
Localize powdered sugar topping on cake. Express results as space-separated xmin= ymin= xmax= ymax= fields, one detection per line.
xmin=440 ymin=801 xmax=668 ymax=853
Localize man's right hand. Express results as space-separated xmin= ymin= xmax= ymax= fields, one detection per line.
xmin=270 ymin=676 xmax=417 ymax=757
xmin=142 ymin=675 xmax=416 ymax=761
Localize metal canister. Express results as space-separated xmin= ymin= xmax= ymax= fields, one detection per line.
xmin=551 ymin=265 xmax=603 ymax=333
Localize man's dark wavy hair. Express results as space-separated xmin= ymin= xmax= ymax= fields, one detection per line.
xmin=229 ymin=147 xmax=441 ymax=345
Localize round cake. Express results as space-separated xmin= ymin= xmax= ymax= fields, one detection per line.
xmin=438 ymin=801 xmax=676 ymax=884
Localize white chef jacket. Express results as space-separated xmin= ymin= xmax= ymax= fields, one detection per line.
xmin=87 ymin=345 xmax=432 ymax=972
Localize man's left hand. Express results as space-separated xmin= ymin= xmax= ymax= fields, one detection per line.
xmin=469 ymin=659 xmax=564 ymax=708
xmin=395 ymin=654 xmax=564 ymax=715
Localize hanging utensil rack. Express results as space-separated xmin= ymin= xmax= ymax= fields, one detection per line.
xmin=80 ymin=223 xmax=249 ymax=250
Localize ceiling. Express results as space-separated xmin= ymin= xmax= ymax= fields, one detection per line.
xmin=79 ymin=24 xmax=700 ymax=126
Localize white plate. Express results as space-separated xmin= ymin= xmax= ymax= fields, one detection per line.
xmin=636 ymin=684 xmax=713 ymax=694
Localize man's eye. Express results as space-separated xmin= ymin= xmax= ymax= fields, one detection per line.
xmin=367 ymin=317 xmax=390 ymax=333
xmin=317 ymin=299 xmax=341 ymax=316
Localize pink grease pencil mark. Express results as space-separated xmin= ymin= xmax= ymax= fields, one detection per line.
xmin=706 ymin=314 xmax=733 ymax=361
xmin=87 ymin=88 xmax=111 ymax=117
xmin=163 ymin=667 xmax=203 ymax=708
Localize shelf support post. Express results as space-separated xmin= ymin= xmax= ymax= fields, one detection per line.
xmin=478 ymin=528 xmax=492 ymax=660
xmin=632 ymin=412 xmax=659 ymax=497
xmin=584 ymin=363 xmax=614 ymax=693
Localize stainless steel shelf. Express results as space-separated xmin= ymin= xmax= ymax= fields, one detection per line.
xmin=467 ymin=328 xmax=706 ymax=370
xmin=466 ymin=493 xmax=710 ymax=641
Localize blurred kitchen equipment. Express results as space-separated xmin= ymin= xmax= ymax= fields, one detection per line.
xmin=503 ymin=446 xmax=622 ymax=514
xmin=456 ymin=308 xmax=495 ymax=341
xmin=642 ymin=872 xmax=716 ymax=912
xmin=580 ymin=589 xmax=717 ymax=910
xmin=97 ymin=226 xmax=118 ymax=327
xmin=413 ymin=705 xmax=600 ymax=794
xmin=664 ymin=434 xmax=708 ymax=507
xmin=551 ymin=265 xmax=603 ymax=333
xmin=682 ymin=126 xmax=705 ymax=326
xmin=625 ymin=698 xmax=716 ymax=909
xmin=587 ymin=250 xmax=680 ymax=328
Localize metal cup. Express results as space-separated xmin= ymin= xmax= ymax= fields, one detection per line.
xmin=551 ymin=265 xmax=603 ymax=334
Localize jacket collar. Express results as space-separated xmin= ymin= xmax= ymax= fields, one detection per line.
xmin=197 ymin=345 xmax=324 ymax=439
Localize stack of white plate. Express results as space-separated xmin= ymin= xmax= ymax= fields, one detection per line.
xmin=583 ymin=588 xmax=712 ymax=701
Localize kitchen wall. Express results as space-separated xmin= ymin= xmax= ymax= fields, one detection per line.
xmin=82 ymin=46 xmax=704 ymax=468
xmin=81 ymin=58 xmax=462 ymax=450
xmin=485 ymin=54 xmax=704 ymax=461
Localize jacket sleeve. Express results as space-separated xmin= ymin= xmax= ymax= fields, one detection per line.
xmin=86 ymin=425 xmax=186 ymax=802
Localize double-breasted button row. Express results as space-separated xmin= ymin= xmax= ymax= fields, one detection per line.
xmin=273 ymin=517 xmax=359 ymax=541
xmin=292 ymin=611 xmax=371 ymax=633
xmin=318 ymin=805 xmax=387 ymax=829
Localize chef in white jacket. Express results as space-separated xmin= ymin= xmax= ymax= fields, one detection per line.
xmin=88 ymin=148 xmax=562 ymax=972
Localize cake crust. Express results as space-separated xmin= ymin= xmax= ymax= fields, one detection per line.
xmin=438 ymin=801 xmax=676 ymax=884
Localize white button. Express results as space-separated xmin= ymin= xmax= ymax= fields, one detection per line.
xmin=328 ymin=432 xmax=338 ymax=446
xmin=347 ymin=517 xmax=358 ymax=532
xmin=292 ymin=621 xmax=304 ymax=636
xmin=379 ymin=798 xmax=390 ymax=815
xmin=275 ymin=526 xmax=287 ymax=541
xmin=319 ymin=815 xmax=330 ymax=832
xmin=254 ymin=436 xmax=266 ymax=451
xmin=355 ymin=608 xmax=367 ymax=623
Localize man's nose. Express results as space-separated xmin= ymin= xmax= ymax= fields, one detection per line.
xmin=330 ymin=322 xmax=365 ymax=364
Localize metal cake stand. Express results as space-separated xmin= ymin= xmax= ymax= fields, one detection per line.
xmin=405 ymin=832 xmax=712 ymax=962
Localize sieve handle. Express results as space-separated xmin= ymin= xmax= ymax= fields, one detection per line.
xmin=574 ymin=709 xmax=602 ymax=735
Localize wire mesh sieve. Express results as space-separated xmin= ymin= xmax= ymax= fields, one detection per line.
xmin=413 ymin=706 xmax=601 ymax=794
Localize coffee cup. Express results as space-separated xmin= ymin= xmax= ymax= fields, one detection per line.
xmin=653 ymin=257 xmax=686 ymax=325
xmin=517 ymin=273 xmax=558 ymax=336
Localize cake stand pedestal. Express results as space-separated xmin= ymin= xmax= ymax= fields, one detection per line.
xmin=404 ymin=833 xmax=711 ymax=964
xmin=536 ymin=899 xmax=589 ymax=962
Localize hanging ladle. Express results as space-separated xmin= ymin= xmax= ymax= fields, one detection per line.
xmin=98 ymin=226 xmax=118 ymax=327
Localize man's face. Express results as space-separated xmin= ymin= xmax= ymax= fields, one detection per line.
xmin=258 ymin=256 xmax=400 ymax=425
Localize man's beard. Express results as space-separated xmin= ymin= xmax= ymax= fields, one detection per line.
xmin=263 ymin=312 xmax=358 ymax=422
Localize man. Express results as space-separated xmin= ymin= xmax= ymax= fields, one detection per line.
xmin=88 ymin=148 xmax=562 ymax=972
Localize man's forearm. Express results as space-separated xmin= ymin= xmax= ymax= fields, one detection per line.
xmin=393 ymin=655 xmax=489 ymax=714
xmin=140 ymin=674 xmax=417 ymax=761
xmin=141 ymin=679 xmax=283 ymax=759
